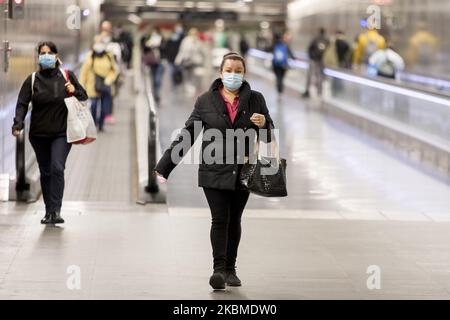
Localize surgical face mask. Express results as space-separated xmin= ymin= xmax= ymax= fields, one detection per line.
xmin=93 ymin=43 xmax=106 ymax=54
xmin=222 ymin=72 xmax=244 ymax=91
xmin=39 ymin=53 xmax=57 ymax=69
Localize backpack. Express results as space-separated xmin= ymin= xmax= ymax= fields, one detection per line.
xmin=142 ymin=47 xmax=159 ymax=66
xmin=377 ymin=51 xmax=396 ymax=79
xmin=272 ymin=43 xmax=289 ymax=68
xmin=309 ymin=38 xmax=328 ymax=61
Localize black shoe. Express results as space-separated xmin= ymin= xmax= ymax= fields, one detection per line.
xmin=209 ymin=272 xmax=226 ymax=290
xmin=225 ymin=270 xmax=242 ymax=287
xmin=302 ymin=91 xmax=310 ymax=98
xmin=53 ymin=212 xmax=65 ymax=224
xmin=40 ymin=212 xmax=53 ymax=224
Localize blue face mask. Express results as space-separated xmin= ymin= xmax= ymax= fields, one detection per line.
xmin=39 ymin=53 xmax=57 ymax=69
xmin=222 ymin=72 xmax=244 ymax=91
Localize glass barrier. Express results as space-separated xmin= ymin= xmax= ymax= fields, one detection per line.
xmin=248 ymin=49 xmax=450 ymax=147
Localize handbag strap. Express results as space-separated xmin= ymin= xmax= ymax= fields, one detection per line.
xmin=60 ymin=68 xmax=74 ymax=97
xmin=31 ymin=72 xmax=36 ymax=96
xmin=252 ymin=132 xmax=280 ymax=161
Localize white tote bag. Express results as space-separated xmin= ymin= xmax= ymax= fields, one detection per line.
xmin=61 ymin=69 xmax=97 ymax=144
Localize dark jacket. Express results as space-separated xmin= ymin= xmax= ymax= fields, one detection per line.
xmin=12 ymin=67 xmax=88 ymax=137
xmin=308 ymin=35 xmax=330 ymax=62
xmin=155 ymin=78 xmax=274 ymax=190
xmin=163 ymin=32 xmax=184 ymax=63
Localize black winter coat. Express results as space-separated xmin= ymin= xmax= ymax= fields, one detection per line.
xmin=155 ymin=78 xmax=274 ymax=190
xmin=13 ymin=67 xmax=88 ymax=137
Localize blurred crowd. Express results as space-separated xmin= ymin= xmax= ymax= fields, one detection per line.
xmin=266 ymin=22 xmax=439 ymax=98
xmin=77 ymin=18 xmax=441 ymax=115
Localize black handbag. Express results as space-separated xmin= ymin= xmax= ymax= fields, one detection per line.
xmin=239 ymin=138 xmax=287 ymax=197
xmin=95 ymin=74 xmax=111 ymax=95
xmin=172 ymin=67 xmax=183 ymax=85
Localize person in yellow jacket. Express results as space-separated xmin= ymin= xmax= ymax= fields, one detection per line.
xmin=352 ymin=29 xmax=386 ymax=66
xmin=406 ymin=22 xmax=438 ymax=67
xmin=79 ymin=41 xmax=118 ymax=132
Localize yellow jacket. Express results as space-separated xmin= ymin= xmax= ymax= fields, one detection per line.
xmin=406 ymin=31 xmax=438 ymax=65
xmin=353 ymin=30 xmax=386 ymax=65
xmin=79 ymin=51 xmax=118 ymax=98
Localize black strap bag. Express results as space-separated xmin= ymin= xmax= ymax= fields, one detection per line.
xmin=92 ymin=54 xmax=113 ymax=95
xmin=95 ymin=74 xmax=112 ymax=95
xmin=172 ymin=66 xmax=183 ymax=85
xmin=239 ymin=137 xmax=287 ymax=197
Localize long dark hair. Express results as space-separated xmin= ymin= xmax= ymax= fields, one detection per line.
xmin=37 ymin=41 xmax=61 ymax=68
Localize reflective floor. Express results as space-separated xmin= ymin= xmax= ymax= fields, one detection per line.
xmin=1 ymin=63 xmax=450 ymax=299
xmin=2 ymin=201 xmax=450 ymax=299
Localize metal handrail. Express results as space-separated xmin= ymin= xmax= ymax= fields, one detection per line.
xmin=141 ymin=63 xmax=160 ymax=194
xmin=249 ymin=48 xmax=450 ymax=100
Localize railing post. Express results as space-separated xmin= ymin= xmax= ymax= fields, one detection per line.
xmin=15 ymin=131 xmax=29 ymax=192
xmin=145 ymin=109 xmax=159 ymax=194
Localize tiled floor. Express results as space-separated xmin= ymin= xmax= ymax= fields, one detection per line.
xmin=2 ymin=201 xmax=450 ymax=299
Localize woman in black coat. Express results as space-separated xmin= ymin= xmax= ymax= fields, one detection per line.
xmin=12 ymin=41 xmax=88 ymax=225
xmin=155 ymin=52 xmax=274 ymax=290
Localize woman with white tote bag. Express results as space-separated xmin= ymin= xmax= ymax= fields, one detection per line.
xmin=12 ymin=41 xmax=89 ymax=225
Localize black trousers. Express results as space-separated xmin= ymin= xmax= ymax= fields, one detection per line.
xmin=273 ymin=66 xmax=287 ymax=94
xmin=203 ymin=187 xmax=250 ymax=272
xmin=30 ymin=136 xmax=72 ymax=213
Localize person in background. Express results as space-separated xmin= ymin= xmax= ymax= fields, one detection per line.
xmin=406 ymin=21 xmax=438 ymax=68
xmin=175 ymin=28 xmax=206 ymax=97
xmin=143 ymin=27 xmax=165 ymax=103
xmin=97 ymin=20 xmax=123 ymax=124
xmin=322 ymin=30 xmax=351 ymax=93
xmin=98 ymin=20 xmax=123 ymax=66
xmin=352 ymin=28 xmax=386 ymax=67
xmin=12 ymin=41 xmax=88 ymax=224
xmin=303 ymin=27 xmax=329 ymax=98
xmin=79 ymin=40 xmax=118 ymax=132
xmin=271 ymin=31 xmax=295 ymax=98
xmin=239 ymin=34 xmax=250 ymax=58
xmin=115 ymin=23 xmax=134 ymax=70
xmin=335 ymin=30 xmax=351 ymax=68
xmin=163 ymin=23 xmax=185 ymax=87
xmin=368 ymin=41 xmax=405 ymax=80
xmin=323 ymin=30 xmax=351 ymax=69
xmin=155 ymin=52 xmax=274 ymax=290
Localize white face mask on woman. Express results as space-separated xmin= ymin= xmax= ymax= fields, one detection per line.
xmin=222 ymin=73 xmax=244 ymax=91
